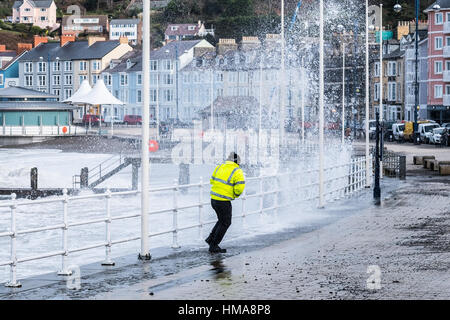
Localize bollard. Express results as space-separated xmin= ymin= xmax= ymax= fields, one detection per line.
xmin=131 ymin=160 xmax=140 ymax=191
xmin=178 ymin=163 xmax=190 ymax=194
xmin=399 ymin=156 xmax=406 ymax=180
xmin=30 ymin=167 xmax=38 ymax=190
xmin=80 ymin=167 xmax=89 ymax=189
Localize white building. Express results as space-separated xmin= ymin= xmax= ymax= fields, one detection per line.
xmin=109 ymin=19 xmax=142 ymax=45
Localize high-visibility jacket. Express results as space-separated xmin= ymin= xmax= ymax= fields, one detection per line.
xmin=210 ymin=161 xmax=245 ymax=201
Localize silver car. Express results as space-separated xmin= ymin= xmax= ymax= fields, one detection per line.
xmin=430 ymin=127 xmax=446 ymax=144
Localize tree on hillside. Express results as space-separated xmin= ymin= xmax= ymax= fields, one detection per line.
xmin=224 ymin=0 xmax=254 ymax=17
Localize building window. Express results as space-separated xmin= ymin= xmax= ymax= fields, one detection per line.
xmin=164 ymin=60 xmax=173 ymax=70
xmin=65 ymin=61 xmax=73 ymax=72
xmin=164 ymin=89 xmax=173 ymax=102
xmin=0 ymin=74 xmax=3 ymax=86
xmin=38 ymin=62 xmax=46 ymax=73
xmin=24 ymin=62 xmax=33 ymax=73
xmin=79 ymin=61 xmax=87 ymax=71
xmin=92 ymin=61 xmax=101 ymax=71
xmin=216 ymin=73 xmax=223 ymax=82
xmin=92 ymin=75 xmax=100 ymax=84
xmin=137 ymin=73 xmax=142 ymax=85
xmin=387 ymin=61 xmax=397 ymax=76
xmin=64 ymin=89 xmax=73 ymax=100
xmin=435 ymin=60 xmax=443 ymax=74
xmin=25 ymin=75 xmax=33 ymax=87
xmin=435 ymin=37 xmax=443 ymax=50
xmin=163 ymin=74 xmax=173 ymax=85
xmin=120 ymin=74 xmax=128 ymax=86
xmin=436 ymin=12 xmax=444 ymax=25
xmin=445 ymin=85 xmax=450 ymax=95
xmin=53 ymin=89 xmax=60 ymax=97
xmin=150 ymin=89 xmax=157 ymax=102
xmin=137 ymin=90 xmax=142 ymax=103
xmin=435 ymin=84 xmax=443 ymax=99
xmin=150 ymin=73 xmax=157 ymax=85
xmin=65 ymin=75 xmax=73 ymax=85
xmin=374 ymin=83 xmax=380 ymax=101
xmin=79 ymin=75 xmax=87 ymax=84
xmin=183 ymin=73 xmax=190 ymax=83
xmin=150 ymin=60 xmax=158 ymax=71
xmin=53 ymin=61 xmax=60 ymax=72
xmin=388 ymin=82 xmax=397 ymax=101
xmin=38 ymin=75 xmax=46 ymax=87
xmin=53 ymin=75 xmax=60 ymax=85
xmin=103 ymin=74 xmax=112 ymax=86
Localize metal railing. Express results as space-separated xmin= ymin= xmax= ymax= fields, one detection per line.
xmin=0 ymin=125 xmax=81 ymax=136
xmin=0 ymin=156 xmax=370 ymax=287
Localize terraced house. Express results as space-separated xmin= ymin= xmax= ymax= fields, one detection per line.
xmin=101 ymin=40 xmax=214 ymax=122
xmin=18 ymin=35 xmax=132 ymax=105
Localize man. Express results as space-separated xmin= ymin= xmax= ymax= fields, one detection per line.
xmin=206 ymin=152 xmax=245 ymax=253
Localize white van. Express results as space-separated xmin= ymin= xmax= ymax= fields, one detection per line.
xmin=392 ymin=123 xmax=405 ymax=141
xmin=418 ymin=123 xmax=440 ymax=143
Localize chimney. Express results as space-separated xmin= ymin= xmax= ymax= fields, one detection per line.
xmin=60 ymin=35 xmax=75 ymax=47
xmin=0 ymin=45 xmax=6 ymax=52
xmin=88 ymin=36 xmax=106 ymax=47
xmin=119 ymin=36 xmax=129 ymax=44
xmin=17 ymin=43 xmax=33 ymax=55
xmin=265 ymin=33 xmax=281 ymax=49
xmin=34 ymin=35 xmax=48 ymax=48
xmin=241 ymin=36 xmax=261 ymax=51
xmin=217 ymin=38 xmax=237 ymax=55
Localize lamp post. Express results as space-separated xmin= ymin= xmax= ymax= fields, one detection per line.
xmin=319 ymin=0 xmax=325 ymax=208
xmin=365 ymin=0 xmax=371 ymax=187
xmin=139 ymin=0 xmax=151 ymax=261
xmin=280 ymin=0 xmax=286 ymax=146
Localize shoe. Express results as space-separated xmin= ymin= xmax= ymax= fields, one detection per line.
xmin=209 ymin=245 xmax=226 ymax=253
xmin=205 ymin=236 xmax=212 ymax=245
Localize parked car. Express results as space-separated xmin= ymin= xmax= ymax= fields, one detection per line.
xmin=441 ymin=123 xmax=450 ymax=129
xmin=430 ymin=127 xmax=446 ymax=144
xmin=104 ymin=115 xmax=122 ymax=124
xmin=418 ymin=123 xmax=440 ymax=143
xmin=392 ymin=123 xmax=405 ymax=141
xmin=82 ymin=114 xmax=101 ymax=126
xmin=123 ymin=115 xmax=142 ymax=125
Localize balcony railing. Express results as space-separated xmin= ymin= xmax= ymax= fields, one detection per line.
xmin=444 ymin=70 xmax=450 ymax=82
xmin=444 ymin=46 xmax=450 ymax=58
xmin=444 ymin=21 xmax=450 ymax=34
xmin=443 ymin=94 xmax=450 ymax=106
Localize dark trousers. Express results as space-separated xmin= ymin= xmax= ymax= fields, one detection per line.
xmin=207 ymin=199 xmax=232 ymax=246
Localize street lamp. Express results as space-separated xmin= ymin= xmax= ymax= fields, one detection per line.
xmin=318 ymin=0 xmax=325 ymax=208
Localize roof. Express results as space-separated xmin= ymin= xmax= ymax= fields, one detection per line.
xmin=18 ymin=40 xmax=124 ymax=62
xmin=0 ymin=51 xmax=28 ymax=70
xmin=0 ymin=52 xmax=17 ymax=58
xmin=165 ymin=23 xmax=200 ymax=36
xmin=0 ymin=101 xmax=77 ymax=111
xmin=61 ymin=15 xmax=109 ymax=26
xmin=150 ymin=40 xmax=205 ymax=60
xmin=200 ymin=96 xmax=260 ymax=116
xmin=425 ymin=0 xmax=450 ymax=12
xmin=0 ymin=86 xmax=56 ymax=99
xmin=13 ymin=0 xmax=53 ymax=9
xmin=384 ymin=48 xmax=404 ymax=60
xmin=110 ymin=19 xmax=141 ymax=25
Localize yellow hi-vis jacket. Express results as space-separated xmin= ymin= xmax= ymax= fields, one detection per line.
xmin=210 ymin=161 xmax=245 ymax=201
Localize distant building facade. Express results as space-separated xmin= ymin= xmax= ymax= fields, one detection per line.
xmin=61 ymin=15 xmax=109 ymax=37
xmin=109 ymin=19 xmax=142 ymax=45
xmin=12 ymin=0 xmax=58 ymax=29
xmin=165 ymin=21 xmax=214 ymax=42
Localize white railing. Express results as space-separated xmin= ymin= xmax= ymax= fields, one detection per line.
xmin=0 ymin=156 xmax=370 ymax=287
xmin=0 ymin=125 xmax=81 ymax=136
xmin=444 ymin=46 xmax=450 ymax=58
xmin=443 ymin=94 xmax=450 ymax=107
xmin=444 ymin=21 xmax=450 ymax=34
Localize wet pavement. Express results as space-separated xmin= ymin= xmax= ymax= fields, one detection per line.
xmin=1 ymin=150 xmax=449 ymax=299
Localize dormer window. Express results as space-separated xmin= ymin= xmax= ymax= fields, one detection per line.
xmin=171 ymin=26 xmax=178 ymax=31
xmin=110 ymin=61 xmax=115 ymax=69
xmin=126 ymin=59 xmax=132 ymax=69
xmin=188 ymin=26 xmax=196 ymax=31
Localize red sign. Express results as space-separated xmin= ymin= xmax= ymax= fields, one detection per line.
xmin=149 ymin=140 xmax=159 ymax=152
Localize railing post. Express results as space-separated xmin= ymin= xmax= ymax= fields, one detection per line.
xmin=198 ymin=177 xmax=203 ymax=240
xmin=5 ymin=193 xmax=21 ymax=288
xmin=259 ymin=173 xmax=264 ymax=223
xmin=274 ymin=175 xmax=279 ymax=220
xmin=58 ymin=189 xmax=72 ymax=276
xmin=172 ymin=179 xmax=180 ymax=249
xmin=102 ymin=188 xmax=115 ymax=266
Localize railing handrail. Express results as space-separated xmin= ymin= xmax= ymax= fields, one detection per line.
xmin=0 ymin=155 xmax=370 ymax=287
